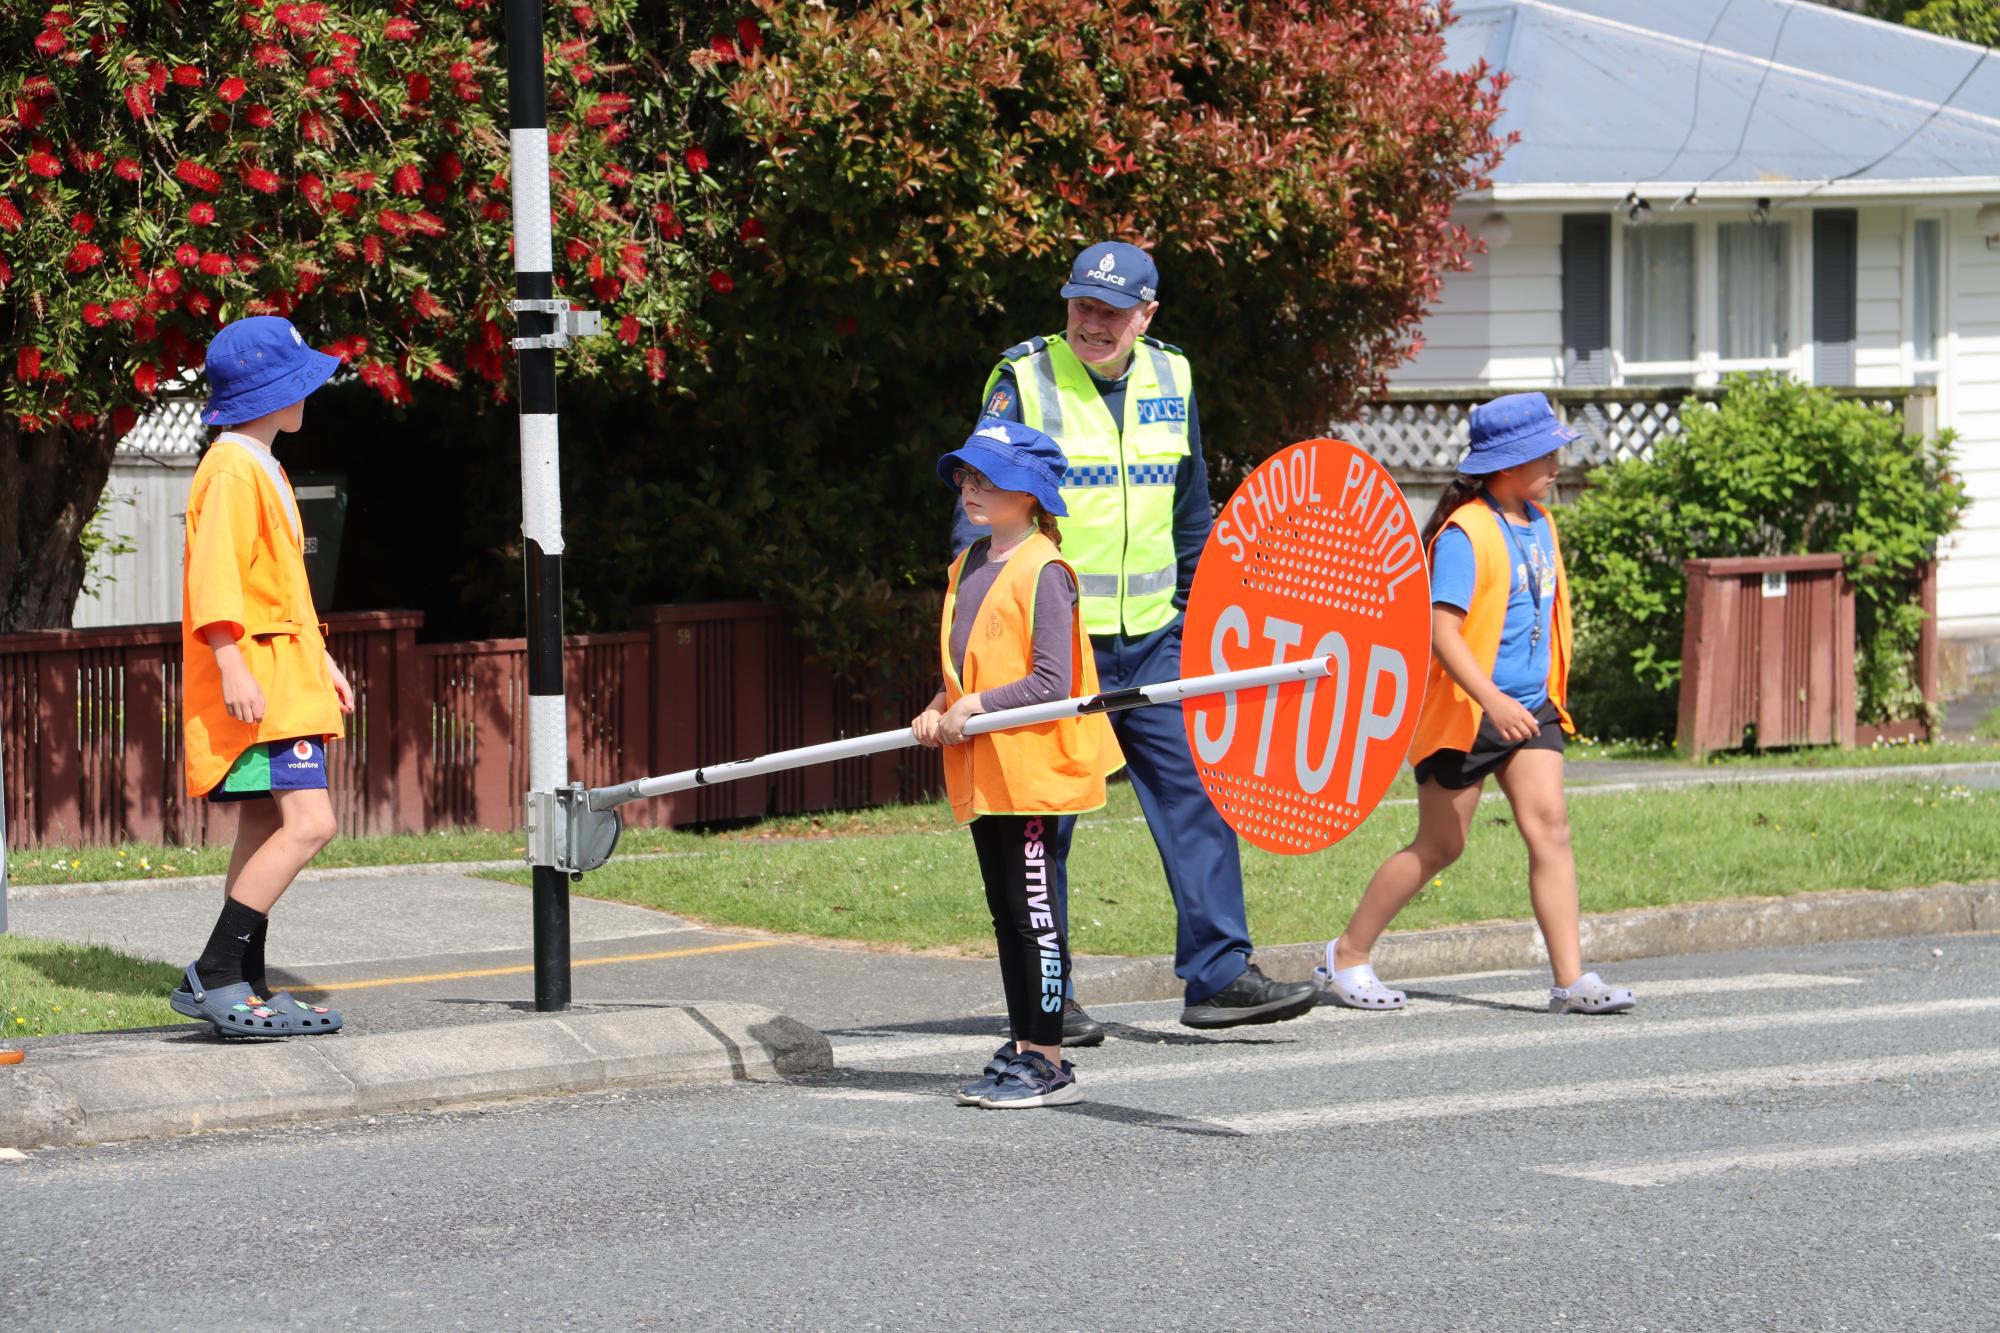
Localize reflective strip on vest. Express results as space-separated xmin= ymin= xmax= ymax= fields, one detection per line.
xmin=985 ymin=333 xmax=1192 ymax=637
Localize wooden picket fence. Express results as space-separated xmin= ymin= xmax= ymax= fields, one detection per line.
xmin=0 ymin=603 xmax=943 ymax=849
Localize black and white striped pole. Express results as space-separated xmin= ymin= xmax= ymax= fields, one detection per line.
xmin=505 ymin=0 xmax=601 ymax=1012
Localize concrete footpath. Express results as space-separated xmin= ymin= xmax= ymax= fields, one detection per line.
xmin=2 ymin=757 xmax=1997 ymax=1148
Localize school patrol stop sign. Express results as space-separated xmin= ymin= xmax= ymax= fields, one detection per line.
xmin=1181 ymin=438 xmax=1431 ymax=855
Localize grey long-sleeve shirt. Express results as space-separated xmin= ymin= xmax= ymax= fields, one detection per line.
xmin=947 ymin=539 xmax=1078 ymax=711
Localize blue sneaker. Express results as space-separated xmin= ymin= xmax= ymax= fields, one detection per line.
xmin=955 ymin=1041 xmax=1020 ymax=1106
xmin=977 ymin=1050 xmax=1082 ymax=1109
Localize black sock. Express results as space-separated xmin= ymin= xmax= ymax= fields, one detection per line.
xmin=194 ymin=899 xmax=268 ymax=990
xmin=241 ymin=916 xmax=270 ymax=997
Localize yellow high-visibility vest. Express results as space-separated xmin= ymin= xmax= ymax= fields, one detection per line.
xmin=981 ymin=333 xmax=1193 ymax=636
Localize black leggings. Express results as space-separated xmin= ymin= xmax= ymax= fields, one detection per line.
xmin=969 ymin=814 xmax=1071 ymax=1047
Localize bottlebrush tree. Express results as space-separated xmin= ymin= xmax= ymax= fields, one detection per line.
xmin=0 ymin=0 xmax=755 ymax=628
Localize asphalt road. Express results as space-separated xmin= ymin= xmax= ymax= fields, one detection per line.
xmin=7 ymin=934 xmax=1997 ymax=1331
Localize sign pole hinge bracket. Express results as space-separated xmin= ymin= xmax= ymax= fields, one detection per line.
xmin=509 ymin=299 xmax=604 ymax=351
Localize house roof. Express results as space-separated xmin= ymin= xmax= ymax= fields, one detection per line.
xmin=1453 ymin=0 xmax=2000 ymax=202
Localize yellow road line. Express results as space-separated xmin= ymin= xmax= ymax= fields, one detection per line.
xmin=290 ymin=939 xmax=782 ymax=993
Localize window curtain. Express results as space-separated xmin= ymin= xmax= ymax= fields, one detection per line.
xmin=1912 ymin=219 xmax=1941 ymax=365
xmin=1719 ymin=221 xmax=1790 ymax=360
xmin=1622 ymin=223 xmax=1695 ymax=365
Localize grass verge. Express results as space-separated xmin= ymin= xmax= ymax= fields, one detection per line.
xmin=483 ymin=777 xmax=2000 ymax=958
xmin=1572 ymin=736 xmax=2000 ymax=767
xmin=0 ymin=935 xmax=185 ymax=1039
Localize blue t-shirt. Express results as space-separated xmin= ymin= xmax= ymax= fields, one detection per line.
xmin=1429 ymin=503 xmax=1556 ymax=710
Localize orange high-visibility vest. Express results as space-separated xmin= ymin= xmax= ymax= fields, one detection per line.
xmin=182 ymin=440 xmax=346 ymax=798
xmin=1407 ymin=499 xmax=1575 ymax=766
xmin=941 ymin=532 xmax=1121 ymax=823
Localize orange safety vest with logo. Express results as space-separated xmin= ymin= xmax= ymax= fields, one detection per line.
xmin=1407 ymin=500 xmax=1575 ymax=766
xmin=940 ymin=532 xmax=1122 ymax=824
xmin=182 ymin=440 xmax=346 ymax=798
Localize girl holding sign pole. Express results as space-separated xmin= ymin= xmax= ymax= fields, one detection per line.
xmin=1314 ymin=394 xmax=1636 ymax=1015
xmin=915 ymin=419 xmax=1122 ymax=1108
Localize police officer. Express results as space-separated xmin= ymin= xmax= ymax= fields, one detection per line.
xmin=955 ymin=241 xmax=1319 ymax=1040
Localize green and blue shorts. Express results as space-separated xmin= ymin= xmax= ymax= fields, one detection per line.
xmin=209 ymin=737 xmax=328 ymax=803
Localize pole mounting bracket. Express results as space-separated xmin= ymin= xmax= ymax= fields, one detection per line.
xmin=524 ymin=783 xmax=624 ymax=875
xmin=509 ymin=299 xmax=604 ymax=351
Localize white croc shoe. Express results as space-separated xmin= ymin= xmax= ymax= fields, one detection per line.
xmin=1550 ymin=972 xmax=1636 ymax=1015
xmin=1312 ymin=940 xmax=1407 ymax=1011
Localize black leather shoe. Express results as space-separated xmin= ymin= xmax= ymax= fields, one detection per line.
xmin=1062 ymin=999 xmax=1107 ymax=1048
xmin=1179 ymin=963 xmax=1317 ymax=1029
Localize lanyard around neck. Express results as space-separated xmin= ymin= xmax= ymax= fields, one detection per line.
xmin=1481 ymin=493 xmax=1544 ymax=617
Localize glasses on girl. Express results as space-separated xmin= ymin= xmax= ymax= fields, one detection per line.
xmin=952 ymin=466 xmax=998 ymax=493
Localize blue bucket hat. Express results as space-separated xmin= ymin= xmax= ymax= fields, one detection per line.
xmin=202 ymin=315 xmax=341 ymax=426
xmin=1460 ymin=392 xmax=1581 ymax=476
xmin=937 ymin=419 xmax=1070 ymax=517
xmin=1059 ymin=241 xmax=1159 ymax=310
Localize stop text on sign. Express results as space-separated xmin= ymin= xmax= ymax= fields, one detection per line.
xmin=1182 ymin=438 xmax=1431 ymax=855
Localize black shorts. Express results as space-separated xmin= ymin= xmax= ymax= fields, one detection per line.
xmin=1413 ymin=699 xmax=1565 ymax=790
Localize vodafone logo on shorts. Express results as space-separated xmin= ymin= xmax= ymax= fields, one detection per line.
xmin=1181 ymin=438 xmax=1431 ymax=855
xmin=293 ymin=740 xmax=314 ymax=761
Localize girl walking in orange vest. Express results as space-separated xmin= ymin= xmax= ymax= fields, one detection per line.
xmin=168 ymin=316 xmax=351 ymax=1038
xmin=1314 ymin=394 xmax=1636 ymax=1015
xmin=915 ymin=420 xmax=1120 ymax=1107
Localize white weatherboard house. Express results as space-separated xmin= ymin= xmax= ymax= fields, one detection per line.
xmin=1357 ymin=0 xmax=2000 ymax=645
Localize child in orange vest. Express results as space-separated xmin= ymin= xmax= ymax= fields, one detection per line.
xmin=1314 ymin=394 xmax=1636 ymax=1015
xmin=168 ymin=316 xmax=351 ymax=1038
xmin=914 ymin=420 xmax=1120 ymax=1107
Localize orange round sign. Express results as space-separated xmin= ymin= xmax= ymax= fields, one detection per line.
xmin=1182 ymin=438 xmax=1432 ymax=854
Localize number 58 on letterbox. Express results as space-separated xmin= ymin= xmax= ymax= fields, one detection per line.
xmin=1181 ymin=438 xmax=1432 ymax=855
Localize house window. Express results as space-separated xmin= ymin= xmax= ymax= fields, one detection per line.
xmin=1911 ymin=218 xmax=1942 ymax=385
xmin=1717 ymin=221 xmax=1791 ymax=362
xmin=1622 ymin=224 xmax=1695 ymax=368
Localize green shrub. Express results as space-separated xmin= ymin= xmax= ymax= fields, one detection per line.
xmin=1556 ymin=374 xmax=1966 ymax=741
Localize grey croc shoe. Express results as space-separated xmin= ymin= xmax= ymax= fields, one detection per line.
xmin=168 ymin=964 xmax=306 ymax=1038
xmin=1312 ymin=940 xmax=1407 ymax=1011
xmin=1550 ymin=972 xmax=1636 ymax=1015
xmin=264 ymin=991 xmax=343 ymax=1034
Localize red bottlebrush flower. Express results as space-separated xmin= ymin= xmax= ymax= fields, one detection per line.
xmin=406 ymin=71 xmax=431 ymax=103
xmin=570 ymin=5 xmax=594 ymax=26
xmin=737 ymin=17 xmax=764 ymax=52
xmin=240 ymin=164 xmax=283 ymax=194
xmin=175 ymin=159 xmax=223 ymax=193
xmin=479 ymin=200 xmax=508 ymax=222
xmin=329 ymin=191 xmax=359 ymax=216
xmin=644 ymin=347 xmax=666 ymax=381
xmin=739 ymin=216 xmax=765 ymax=241
xmin=651 ymin=202 xmax=678 ymax=227
xmin=708 ymin=34 xmax=735 ymax=61
xmin=34 ymin=29 xmax=65 ymax=56
xmin=363 ymin=234 xmax=384 ymax=265
xmin=392 ymin=164 xmax=422 ymax=195
xmin=411 ymin=289 xmax=444 ymax=319
xmin=0 ymin=199 xmax=22 ymax=231
xmin=253 ymin=43 xmax=288 ymax=68
xmin=383 ymin=16 xmax=419 ymax=39
xmin=683 ymin=146 xmax=709 ymax=173
xmin=41 ymin=9 xmax=75 ymax=27
xmin=113 ymin=157 xmax=141 ymax=181
xmin=300 ymin=173 xmax=325 ymax=208
xmin=377 ymin=209 xmax=412 ymax=235
xmin=341 ymin=168 xmax=378 ymax=192
xmin=112 ymin=405 xmax=137 ymax=436
xmin=449 ymin=59 xmax=475 ymax=81
xmin=108 ymin=298 xmax=138 ymax=321
xmin=184 ymin=291 xmax=213 ymax=318
xmin=83 ymin=303 xmax=108 ymax=326
xmin=175 ymin=243 xmax=200 ymax=266
xmin=119 ymin=237 xmax=142 ymax=270
xmin=424 ymin=182 xmax=448 ymax=205
xmin=835 ymin=315 xmax=858 ymax=337
xmin=188 ymin=202 xmax=217 ymax=225
xmin=408 ymin=210 xmax=444 ymax=235
xmin=617 ymin=314 xmax=640 ymax=345
xmin=436 ymin=150 xmax=464 ymax=182
xmin=591 ymin=275 xmax=621 ymax=303
xmin=207 ymin=112 xmax=231 ymax=132
xmin=422 ymin=361 xmax=458 ymax=386
xmin=147 ymin=61 xmax=168 ymax=95
xmin=125 ymin=85 xmax=154 ymax=120
xmin=456 ymin=81 xmax=482 ymax=103
xmin=245 ymin=103 xmax=275 ymax=128
xmin=307 ymin=65 xmax=337 ymax=90
xmin=564 ymin=238 xmax=589 ymax=264
xmin=133 ymin=363 xmax=158 ymax=395
xmin=173 ymin=64 xmax=202 ymax=87
xmin=708 ymin=270 xmax=733 ymax=295
xmin=151 ymin=267 xmax=181 ymax=293
xmin=602 ymin=163 xmax=632 ymax=187
xmin=70 ymin=410 xmax=98 ymax=430
xmin=67 ymin=145 xmax=106 ymax=172
xmin=28 ymin=150 xmax=62 ymax=177
xmin=66 ymin=241 xmax=104 ymax=272
xmin=17 ymin=97 xmax=47 ymax=130
xmin=300 ymin=109 xmax=331 ymax=143
xmin=23 ymin=75 xmax=56 ymax=93
xmin=235 ymin=252 xmax=259 ymax=275
xmin=199 ymin=252 xmax=233 ymax=276
xmin=18 ymin=347 xmax=41 ymax=380
xmin=69 ymin=210 xmax=95 ymax=235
